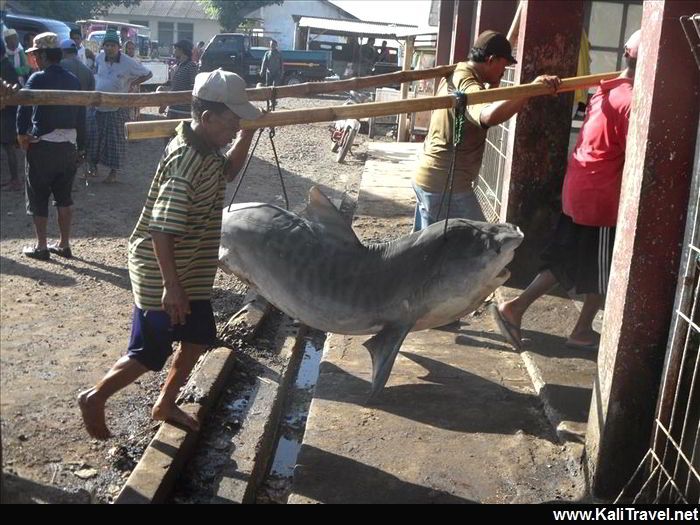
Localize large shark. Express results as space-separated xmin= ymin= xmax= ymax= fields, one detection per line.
xmin=219 ymin=187 xmax=524 ymax=400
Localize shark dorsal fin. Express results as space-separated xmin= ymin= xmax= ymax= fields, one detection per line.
xmin=304 ymin=186 xmax=361 ymax=246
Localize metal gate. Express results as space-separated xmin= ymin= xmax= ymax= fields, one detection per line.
xmin=474 ymin=65 xmax=516 ymax=223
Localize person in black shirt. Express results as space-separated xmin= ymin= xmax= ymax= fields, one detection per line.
xmin=17 ymin=33 xmax=81 ymax=261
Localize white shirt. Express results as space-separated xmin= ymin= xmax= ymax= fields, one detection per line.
xmin=94 ymin=51 xmax=151 ymax=112
xmin=77 ymin=45 xmax=87 ymax=65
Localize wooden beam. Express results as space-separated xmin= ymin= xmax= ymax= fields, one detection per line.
xmin=0 ymin=65 xmax=460 ymax=109
xmin=507 ymin=1 xmax=523 ymax=45
xmin=125 ymin=71 xmax=620 ymax=141
xmin=397 ymin=36 xmax=415 ymax=142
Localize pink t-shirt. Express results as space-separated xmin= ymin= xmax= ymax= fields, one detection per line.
xmin=562 ymin=78 xmax=633 ymax=227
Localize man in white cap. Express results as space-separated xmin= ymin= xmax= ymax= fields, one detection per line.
xmin=492 ymin=30 xmax=641 ymax=352
xmin=3 ymin=28 xmax=31 ymax=85
xmin=79 ymin=69 xmax=262 ymax=440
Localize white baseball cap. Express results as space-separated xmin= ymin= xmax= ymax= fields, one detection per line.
xmin=193 ymin=69 xmax=261 ymax=120
xmin=624 ymin=29 xmax=641 ymax=59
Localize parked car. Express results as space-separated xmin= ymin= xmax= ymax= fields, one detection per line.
xmin=200 ymin=33 xmax=333 ymax=85
xmin=3 ymin=13 xmax=72 ymax=46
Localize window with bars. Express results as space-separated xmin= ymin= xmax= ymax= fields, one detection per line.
xmin=158 ymin=22 xmax=174 ymax=52
xmin=585 ymin=1 xmax=643 ymax=73
xmin=178 ymin=23 xmax=194 ymax=44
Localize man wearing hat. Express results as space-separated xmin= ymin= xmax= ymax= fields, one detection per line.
xmin=161 ymin=40 xmax=198 ymax=119
xmin=16 ymin=32 xmax=82 ymax=261
xmin=492 ymin=30 xmax=642 ymax=352
xmin=60 ymin=38 xmax=95 ymax=160
xmin=3 ymin=28 xmax=31 ymax=85
xmin=79 ymin=69 xmax=262 ymax=439
xmin=1 ymin=39 xmax=21 ymax=191
xmin=412 ymin=30 xmax=560 ymax=231
xmin=87 ymin=29 xmax=152 ymax=183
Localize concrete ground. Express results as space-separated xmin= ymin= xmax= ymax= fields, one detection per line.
xmin=289 ymin=143 xmax=595 ymax=504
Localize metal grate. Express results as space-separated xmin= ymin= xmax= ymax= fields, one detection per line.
xmin=474 ymin=65 xmax=516 ymax=223
xmin=616 ymin=25 xmax=700 ymax=499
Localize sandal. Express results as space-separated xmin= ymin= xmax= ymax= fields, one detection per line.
xmin=489 ymin=304 xmax=522 ymax=350
xmin=22 ymin=246 xmax=50 ymax=261
xmin=48 ymin=242 xmax=73 ymax=259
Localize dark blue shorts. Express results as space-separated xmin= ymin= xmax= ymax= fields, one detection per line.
xmin=126 ymin=300 xmax=217 ymax=371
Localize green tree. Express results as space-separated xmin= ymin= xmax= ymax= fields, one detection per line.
xmin=198 ymin=0 xmax=283 ymax=32
xmin=7 ymin=1 xmax=142 ymax=22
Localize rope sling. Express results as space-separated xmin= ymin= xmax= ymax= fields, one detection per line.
xmin=436 ymin=90 xmax=467 ymax=237
xmin=228 ymin=86 xmax=289 ymax=212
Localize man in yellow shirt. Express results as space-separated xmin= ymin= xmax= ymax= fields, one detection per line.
xmin=412 ymin=31 xmax=560 ymax=230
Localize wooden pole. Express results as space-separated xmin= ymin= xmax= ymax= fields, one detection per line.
xmin=0 ymin=65 xmax=459 ymax=109
xmin=397 ymin=36 xmax=415 ymax=142
xmin=125 ymin=71 xmax=621 ymax=141
xmin=507 ymin=1 xmax=523 ymax=45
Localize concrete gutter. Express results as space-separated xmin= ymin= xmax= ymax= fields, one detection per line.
xmin=211 ymin=318 xmax=308 ymax=503
xmin=495 ymin=287 xmax=598 ymax=444
xmin=115 ymin=291 xmax=271 ymax=504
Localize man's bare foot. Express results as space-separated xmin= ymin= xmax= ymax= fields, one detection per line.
xmin=152 ymin=403 xmax=200 ymax=432
xmin=78 ymin=389 xmax=111 ymax=439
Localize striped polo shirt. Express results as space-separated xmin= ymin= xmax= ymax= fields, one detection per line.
xmin=128 ymin=122 xmax=226 ymax=310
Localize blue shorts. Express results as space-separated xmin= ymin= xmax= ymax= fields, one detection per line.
xmin=126 ymin=300 xmax=217 ymax=371
xmin=412 ymin=182 xmax=486 ymax=232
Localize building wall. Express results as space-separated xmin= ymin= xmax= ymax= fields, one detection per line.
xmin=106 ymin=13 xmax=221 ymax=52
xmin=258 ymin=1 xmax=356 ymax=50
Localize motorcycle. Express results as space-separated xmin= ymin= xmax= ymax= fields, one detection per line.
xmin=330 ymin=90 xmax=372 ymax=163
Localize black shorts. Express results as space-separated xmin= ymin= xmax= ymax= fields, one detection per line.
xmin=540 ymin=214 xmax=616 ymax=295
xmin=126 ymin=300 xmax=217 ymax=371
xmin=25 ymin=141 xmax=77 ymax=217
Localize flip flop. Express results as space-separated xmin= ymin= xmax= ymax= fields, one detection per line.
xmin=48 ymin=242 xmax=73 ymax=259
xmin=489 ymin=303 xmax=521 ymax=350
xmin=565 ymin=340 xmax=599 ymax=350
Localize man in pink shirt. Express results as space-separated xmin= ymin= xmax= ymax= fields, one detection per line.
xmin=491 ymin=30 xmax=641 ymax=351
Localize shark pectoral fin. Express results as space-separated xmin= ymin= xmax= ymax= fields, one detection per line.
xmin=363 ymin=323 xmax=413 ymax=402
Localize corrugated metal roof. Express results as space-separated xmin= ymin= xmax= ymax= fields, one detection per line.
xmin=248 ymin=1 xmax=359 ymax=22
xmin=109 ymin=0 xmax=214 ymax=21
xmin=298 ymin=16 xmax=418 ymax=38
xmin=394 ymin=27 xmax=438 ymax=38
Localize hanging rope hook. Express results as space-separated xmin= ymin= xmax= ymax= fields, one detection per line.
xmin=436 ymin=90 xmax=467 ymax=238
xmin=227 ymin=85 xmax=289 ymax=211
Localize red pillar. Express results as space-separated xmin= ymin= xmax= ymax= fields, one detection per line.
xmin=585 ymin=0 xmax=700 ymax=499
xmin=450 ymin=0 xmax=475 ymax=63
xmin=435 ymin=0 xmax=454 ymax=66
xmin=500 ymin=0 xmax=584 ymax=281
xmin=474 ymin=0 xmax=518 ymax=37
